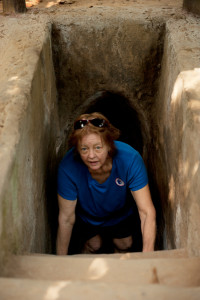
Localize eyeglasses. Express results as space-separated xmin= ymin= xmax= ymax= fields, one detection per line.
xmin=74 ymin=118 xmax=107 ymax=130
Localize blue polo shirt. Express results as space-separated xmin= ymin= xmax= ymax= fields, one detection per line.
xmin=57 ymin=141 xmax=148 ymax=226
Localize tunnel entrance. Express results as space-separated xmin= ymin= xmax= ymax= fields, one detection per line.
xmin=67 ymin=90 xmax=164 ymax=254
xmin=1 ymin=6 xmax=200 ymax=264
xmin=50 ymin=16 xmax=166 ymax=253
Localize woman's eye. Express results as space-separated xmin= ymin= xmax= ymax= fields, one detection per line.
xmin=81 ymin=147 xmax=87 ymax=152
xmin=95 ymin=146 xmax=101 ymax=150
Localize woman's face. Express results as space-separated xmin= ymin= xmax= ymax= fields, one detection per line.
xmin=78 ymin=133 xmax=110 ymax=172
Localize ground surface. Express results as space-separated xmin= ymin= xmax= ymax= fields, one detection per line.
xmin=0 ymin=0 xmax=191 ymax=78
xmin=0 ymin=0 xmax=184 ymax=15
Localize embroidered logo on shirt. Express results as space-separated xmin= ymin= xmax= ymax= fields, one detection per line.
xmin=115 ymin=178 xmax=125 ymax=186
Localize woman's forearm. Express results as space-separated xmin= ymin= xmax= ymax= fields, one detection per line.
xmin=56 ymin=221 xmax=74 ymax=255
xmin=131 ymin=186 xmax=156 ymax=252
xmin=56 ymin=196 xmax=77 ymax=255
xmin=140 ymin=212 xmax=156 ymax=252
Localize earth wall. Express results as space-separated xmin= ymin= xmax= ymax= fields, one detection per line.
xmin=0 ymin=17 xmax=59 ymax=270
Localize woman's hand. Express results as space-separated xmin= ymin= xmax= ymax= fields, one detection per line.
xmin=131 ymin=185 xmax=156 ymax=252
xmin=56 ymin=195 xmax=77 ymax=255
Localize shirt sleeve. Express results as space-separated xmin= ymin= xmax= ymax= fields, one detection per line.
xmin=57 ymin=164 xmax=77 ymax=200
xmin=127 ymin=151 xmax=148 ymax=191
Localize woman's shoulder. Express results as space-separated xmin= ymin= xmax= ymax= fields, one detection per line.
xmin=114 ymin=141 xmax=143 ymax=168
xmin=60 ymin=147 xmax=74 ymax=163
xmin=114 ymin=141 xmax=139 ymax=156
xmin=114 ymin=141 xmax=147 ymax=183
xmin=59 ymin=148 xmax=82 ymax=171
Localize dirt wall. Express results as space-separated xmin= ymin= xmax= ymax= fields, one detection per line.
xmin=183 ymin=0 xmax=200 ymax=16
xmin=153 ymin=17 xmax=200 ymax=255
xmin=52 ymin=12 xmax=165 ymax=160
xmin=0 ymin=17 xmax=59 ymax=269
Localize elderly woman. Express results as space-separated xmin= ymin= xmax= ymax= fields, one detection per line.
xmin=56 ymin=112 xmax=156 ymax=255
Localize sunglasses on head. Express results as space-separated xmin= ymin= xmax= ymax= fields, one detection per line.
xmin=74 ymin=118 xmax=107 ymax=130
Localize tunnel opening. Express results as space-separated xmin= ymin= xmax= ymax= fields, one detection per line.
xmin=50 ymin=15 xmax=166 ymax=253
xmin=65 ymin=90 xmax=164 ymax=254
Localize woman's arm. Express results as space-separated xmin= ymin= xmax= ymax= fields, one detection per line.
xmin=56 ymin=195 xmax=77 ymax=255
xmin=131 ymin=185 xmax=156 ymax=252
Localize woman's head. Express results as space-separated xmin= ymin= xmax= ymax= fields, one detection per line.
xmin=68 ymin=112 xmax=120 ymax=158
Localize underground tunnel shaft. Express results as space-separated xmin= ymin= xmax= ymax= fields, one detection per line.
xmin=51 ymin=17 xmax=165 ymax=253
xmin=0 ymin=5 xmax=200 ymax=288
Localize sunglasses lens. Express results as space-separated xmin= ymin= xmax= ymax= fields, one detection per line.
xmin=90 ymin=118 xmax=105 ymax=127
xmin=74 ymin=118 xmax=106 ymax=130
xmin=74 ymin=120 xmax=88 ymax=130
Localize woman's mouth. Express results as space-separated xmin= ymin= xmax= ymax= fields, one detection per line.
xmin=89 ymin=161 xmax=99 ymax=166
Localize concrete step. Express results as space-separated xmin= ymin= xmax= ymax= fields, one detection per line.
xmin=3 ymin=254 xmax=200 ymax=287
xmin=0 ymin=277 xmax=200 ymax=300
xmin=74 ymin=248 xmax=189 ymax=259
xmin=8 ymin=248 xmax=188 ymax=261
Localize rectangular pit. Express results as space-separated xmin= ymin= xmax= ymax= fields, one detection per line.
xmin=0 ymin=8 xmax=200 ymax=266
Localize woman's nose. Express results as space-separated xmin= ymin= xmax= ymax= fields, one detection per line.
xmin=88 ymin=148 xmax=95 ymax=158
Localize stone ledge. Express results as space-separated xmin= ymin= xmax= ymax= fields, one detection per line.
xmin=1 ymin=277 xmax=200 ymax=300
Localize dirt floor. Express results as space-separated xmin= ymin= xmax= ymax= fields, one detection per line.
xmin=0 ymin=0 xmax=183 ymax=14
